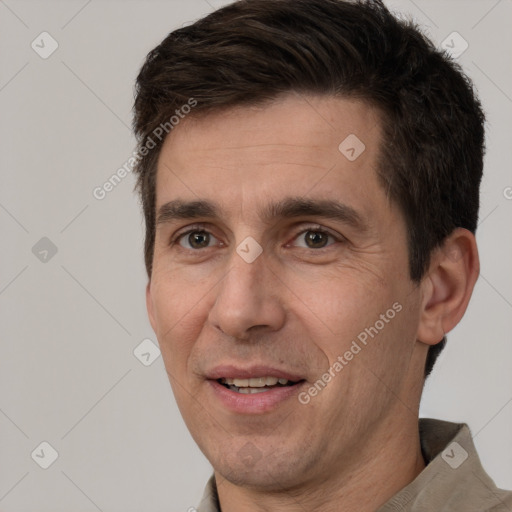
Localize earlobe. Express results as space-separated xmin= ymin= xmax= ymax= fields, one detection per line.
xmin=417 ymin=228 xmax=480 ymax=346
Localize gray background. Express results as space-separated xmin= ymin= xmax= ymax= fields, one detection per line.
xmin=0 ymin=0 xmax=511 ymax=510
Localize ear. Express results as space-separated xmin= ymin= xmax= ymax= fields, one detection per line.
xmin=146 ymin=280 xmax=157 ymax=334
xmin=417 ymin=228 xmax=480 ymax=346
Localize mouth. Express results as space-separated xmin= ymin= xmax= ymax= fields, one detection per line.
xmin=205 ymin=365 xmax=307 ymax=413
xmin=217 ymin=376 xmax=305 ymax=394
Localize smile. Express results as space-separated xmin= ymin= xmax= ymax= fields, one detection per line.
xmin=218 ymin=376 xmax=301 ymax=394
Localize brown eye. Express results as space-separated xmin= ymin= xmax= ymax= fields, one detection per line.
xmin=293 ymin=228 xmax=338 ymax=249
xmin=304 ymin=231 xmax=330 ymax=248
xmin=178 ymin=230 xmax=217 ymax=249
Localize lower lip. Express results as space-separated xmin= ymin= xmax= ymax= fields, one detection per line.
xmin=207 ymin=379 xmax=306 ymax=414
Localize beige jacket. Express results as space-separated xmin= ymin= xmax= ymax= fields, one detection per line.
xmin=196 ymin=418 xmax=512 ymax=511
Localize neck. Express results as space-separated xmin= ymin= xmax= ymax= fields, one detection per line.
xmin=215 ymin=414 xmax=426 ymax=512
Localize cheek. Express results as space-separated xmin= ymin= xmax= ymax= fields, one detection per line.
xmin=151 ymin=264 xmax=205 ymax=324
xmin=281 ymin=265 xmax=414 ymax=383
xmin=149 ymin=269 xmax=210 ymax=365
xmin=354 ymin=291 xmax=421 ymax=381
xmin=282 ymin=264 xmax=393 ymax=339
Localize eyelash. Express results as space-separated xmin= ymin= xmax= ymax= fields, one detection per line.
xmin=170 ymin=224 xmax=343 ymax=251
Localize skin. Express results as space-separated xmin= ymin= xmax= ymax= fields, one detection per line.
xmin=146 ymin=93 xmax=479 ymax=511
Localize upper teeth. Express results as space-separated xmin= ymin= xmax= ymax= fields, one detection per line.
xmin=221 ymin=377 xmax=291 ymax=387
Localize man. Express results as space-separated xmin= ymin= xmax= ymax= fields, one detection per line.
xmin=132 ymin=0 xmax=512 ymax=510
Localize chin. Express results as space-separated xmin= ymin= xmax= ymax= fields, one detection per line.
xmin=217 ymin=463 xmax=300 ymax=491
xmin=206 ymin=442 xmax=312 ymax=491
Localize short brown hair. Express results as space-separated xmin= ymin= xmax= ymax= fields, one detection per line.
xmin=132 ymin=0 xmax=485 ymax=377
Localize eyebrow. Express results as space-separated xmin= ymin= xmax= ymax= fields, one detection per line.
xmin=156 ymin=197 xmax=368 ymax=232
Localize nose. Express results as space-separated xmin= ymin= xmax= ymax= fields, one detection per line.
xmin=207 ymin=245 xmax=286 ymax=340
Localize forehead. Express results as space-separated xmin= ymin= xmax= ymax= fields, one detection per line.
xmin=162 ymin=93 xmax=380 ymax=156
xmin=154 ymin=94 xmax=386 ymax=223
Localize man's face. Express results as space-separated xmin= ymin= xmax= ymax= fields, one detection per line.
xmin=147 ymin=94 xmax=426 ymax=490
